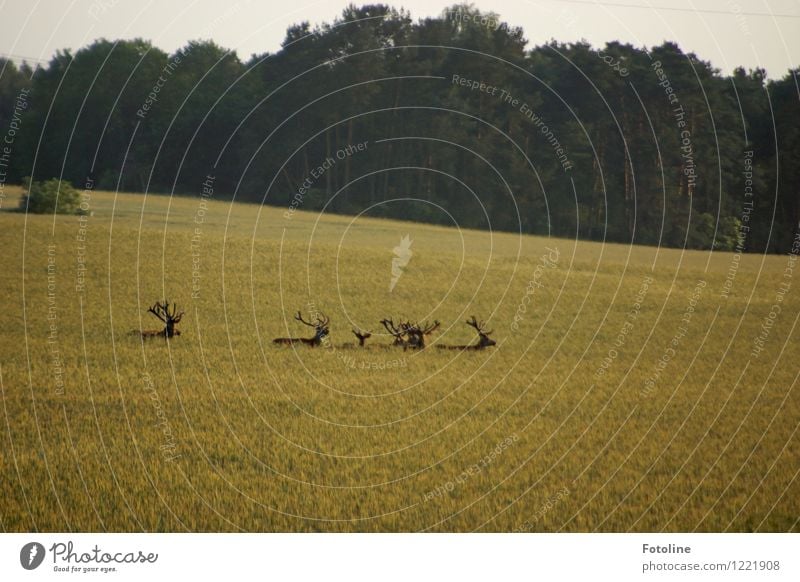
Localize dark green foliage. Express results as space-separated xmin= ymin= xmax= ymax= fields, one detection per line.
xmin=0 ymin=4 xmax=797 ymax=251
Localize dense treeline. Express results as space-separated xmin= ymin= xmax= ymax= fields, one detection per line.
xmin=0 ymin=3 xmax=797 ymax=251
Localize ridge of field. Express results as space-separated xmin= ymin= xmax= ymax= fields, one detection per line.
xmin=1 ymin=186 xmax=797 ymax=532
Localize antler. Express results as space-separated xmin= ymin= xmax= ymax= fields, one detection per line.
xmin=316 ymin=312 xmax=330 ymax=328
xmin=150 ymin=300 xmax=184 ymax=323
xmin=420 ymin=320 xmax=441 ymax=335
xmin=148 ymin=302 xmax=167 ymax=323
xmin=295 ymin=310 xmax=317 ymax=327
xmin=398 ymin=320 xmax=438 ymax=335
xmin=381 ymin=318 xmax=405 ymax=338
xmin=166 ymin=301 xmax=184 ymax=323
xmin=466 ymin=315 xmax=492 ymax=335
xmin=147 ymin=301 xmax=184 ymax=323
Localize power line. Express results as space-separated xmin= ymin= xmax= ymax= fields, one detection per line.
xmin=548 ymin=0 xmax=800 ymax=18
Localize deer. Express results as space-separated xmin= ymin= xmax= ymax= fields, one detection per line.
xmin=341 ymin=328 xmax=372 ymax=348
xmin=273 ymin=310 xmax=330 ymax=347
xmin=403 ymin=319 xmax=440 ymax=350
xmin=381 ymin=318 xmax=409 ymax=349
xmin=351 ymin=328 xmax=371 ymax=347
xmin=437 ymin=316 xmax=496 ymax=351
xmin=132 ymin=300 xmax=184 ymax=340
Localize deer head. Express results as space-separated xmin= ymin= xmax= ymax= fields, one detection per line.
xmin=147 ymin=300 xmax=184 ymax=339
xmin=295 ymin=310 xmax=330 ymax=343
xmin=352 ymin=328 xmax=372 ymax=347
xmin=404 ymin=319 xmax=440 ymax=349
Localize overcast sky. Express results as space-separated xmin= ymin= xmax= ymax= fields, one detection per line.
xmin=1 ymin=0 xmax=798 ymax=78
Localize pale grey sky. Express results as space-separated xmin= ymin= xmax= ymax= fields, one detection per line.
xmin=1 ymin=0 xmax=798 ymax=77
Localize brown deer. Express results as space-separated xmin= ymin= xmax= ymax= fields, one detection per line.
xmin=437 ymin=316 xmax=496 ymax=351
xmin=341 ymin=328 xmax=372 ymax=348
xmin=273 ymin=311 xmax=330 ymax=346
xmin=133 ymin=301 xmax=184 ymax=340
xmin=381 ymin=318 xmax=409 ymax=349
xmin=404 ymin=319 xmax=440 ymax=349
xmin=352 ymin=328 xmax=371 ymax=347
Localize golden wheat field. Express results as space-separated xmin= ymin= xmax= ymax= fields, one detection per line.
xmin=0 ymin=185 xmax=798 ymax=532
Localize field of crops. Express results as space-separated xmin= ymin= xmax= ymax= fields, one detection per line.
xmin=1 ymin=185 xmax=798 ymax=532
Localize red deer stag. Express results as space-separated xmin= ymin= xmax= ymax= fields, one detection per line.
xmin=404 ymin=319 xmax=440 ymax=349
xmin=381 ymin=318 xmax=409 ymax=349
xmin=341 ymin=328 xmax=372 ymax=348
xmin=352 ymin=328 xmax=371 ymax=347
xmin=133 ymin=301 xmax=184 ymax=340
xmin=273 ymin=311 xmax=330 ymax=347
xmin=437 ymin=316 xmax=496 ymax=351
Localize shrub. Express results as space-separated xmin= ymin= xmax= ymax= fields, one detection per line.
xmin=714 ymin=216 xmax=743 ymax=251
xmin=19 ymin=177 xmax=82 ymax=214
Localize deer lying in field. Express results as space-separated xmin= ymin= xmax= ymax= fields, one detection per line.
xmin=407 ymin=320 xmax=440 ymax=349
xmin=380 ymin=318 xmax=440 ymax=349
xmin=437 ymin=316 xmax=496 ymax=351
xmin=403 ymin=319 xmax=440 ymax=349
xmin=341 ymin=328 xmax=372 ymax=348
xmin=132 ymin=301 xmax=184 ymax=340
xmin=351 ymin=328 xmax=371 ymax=347
xmin=273 ymin=311 xmax=330 ymax=347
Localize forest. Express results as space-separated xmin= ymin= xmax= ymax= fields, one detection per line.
xmin=0 ymin=3 xmax=797 ymax=252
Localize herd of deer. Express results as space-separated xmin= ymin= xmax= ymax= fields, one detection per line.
xmin=134 ymin=302 xmax=496 ymax=351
